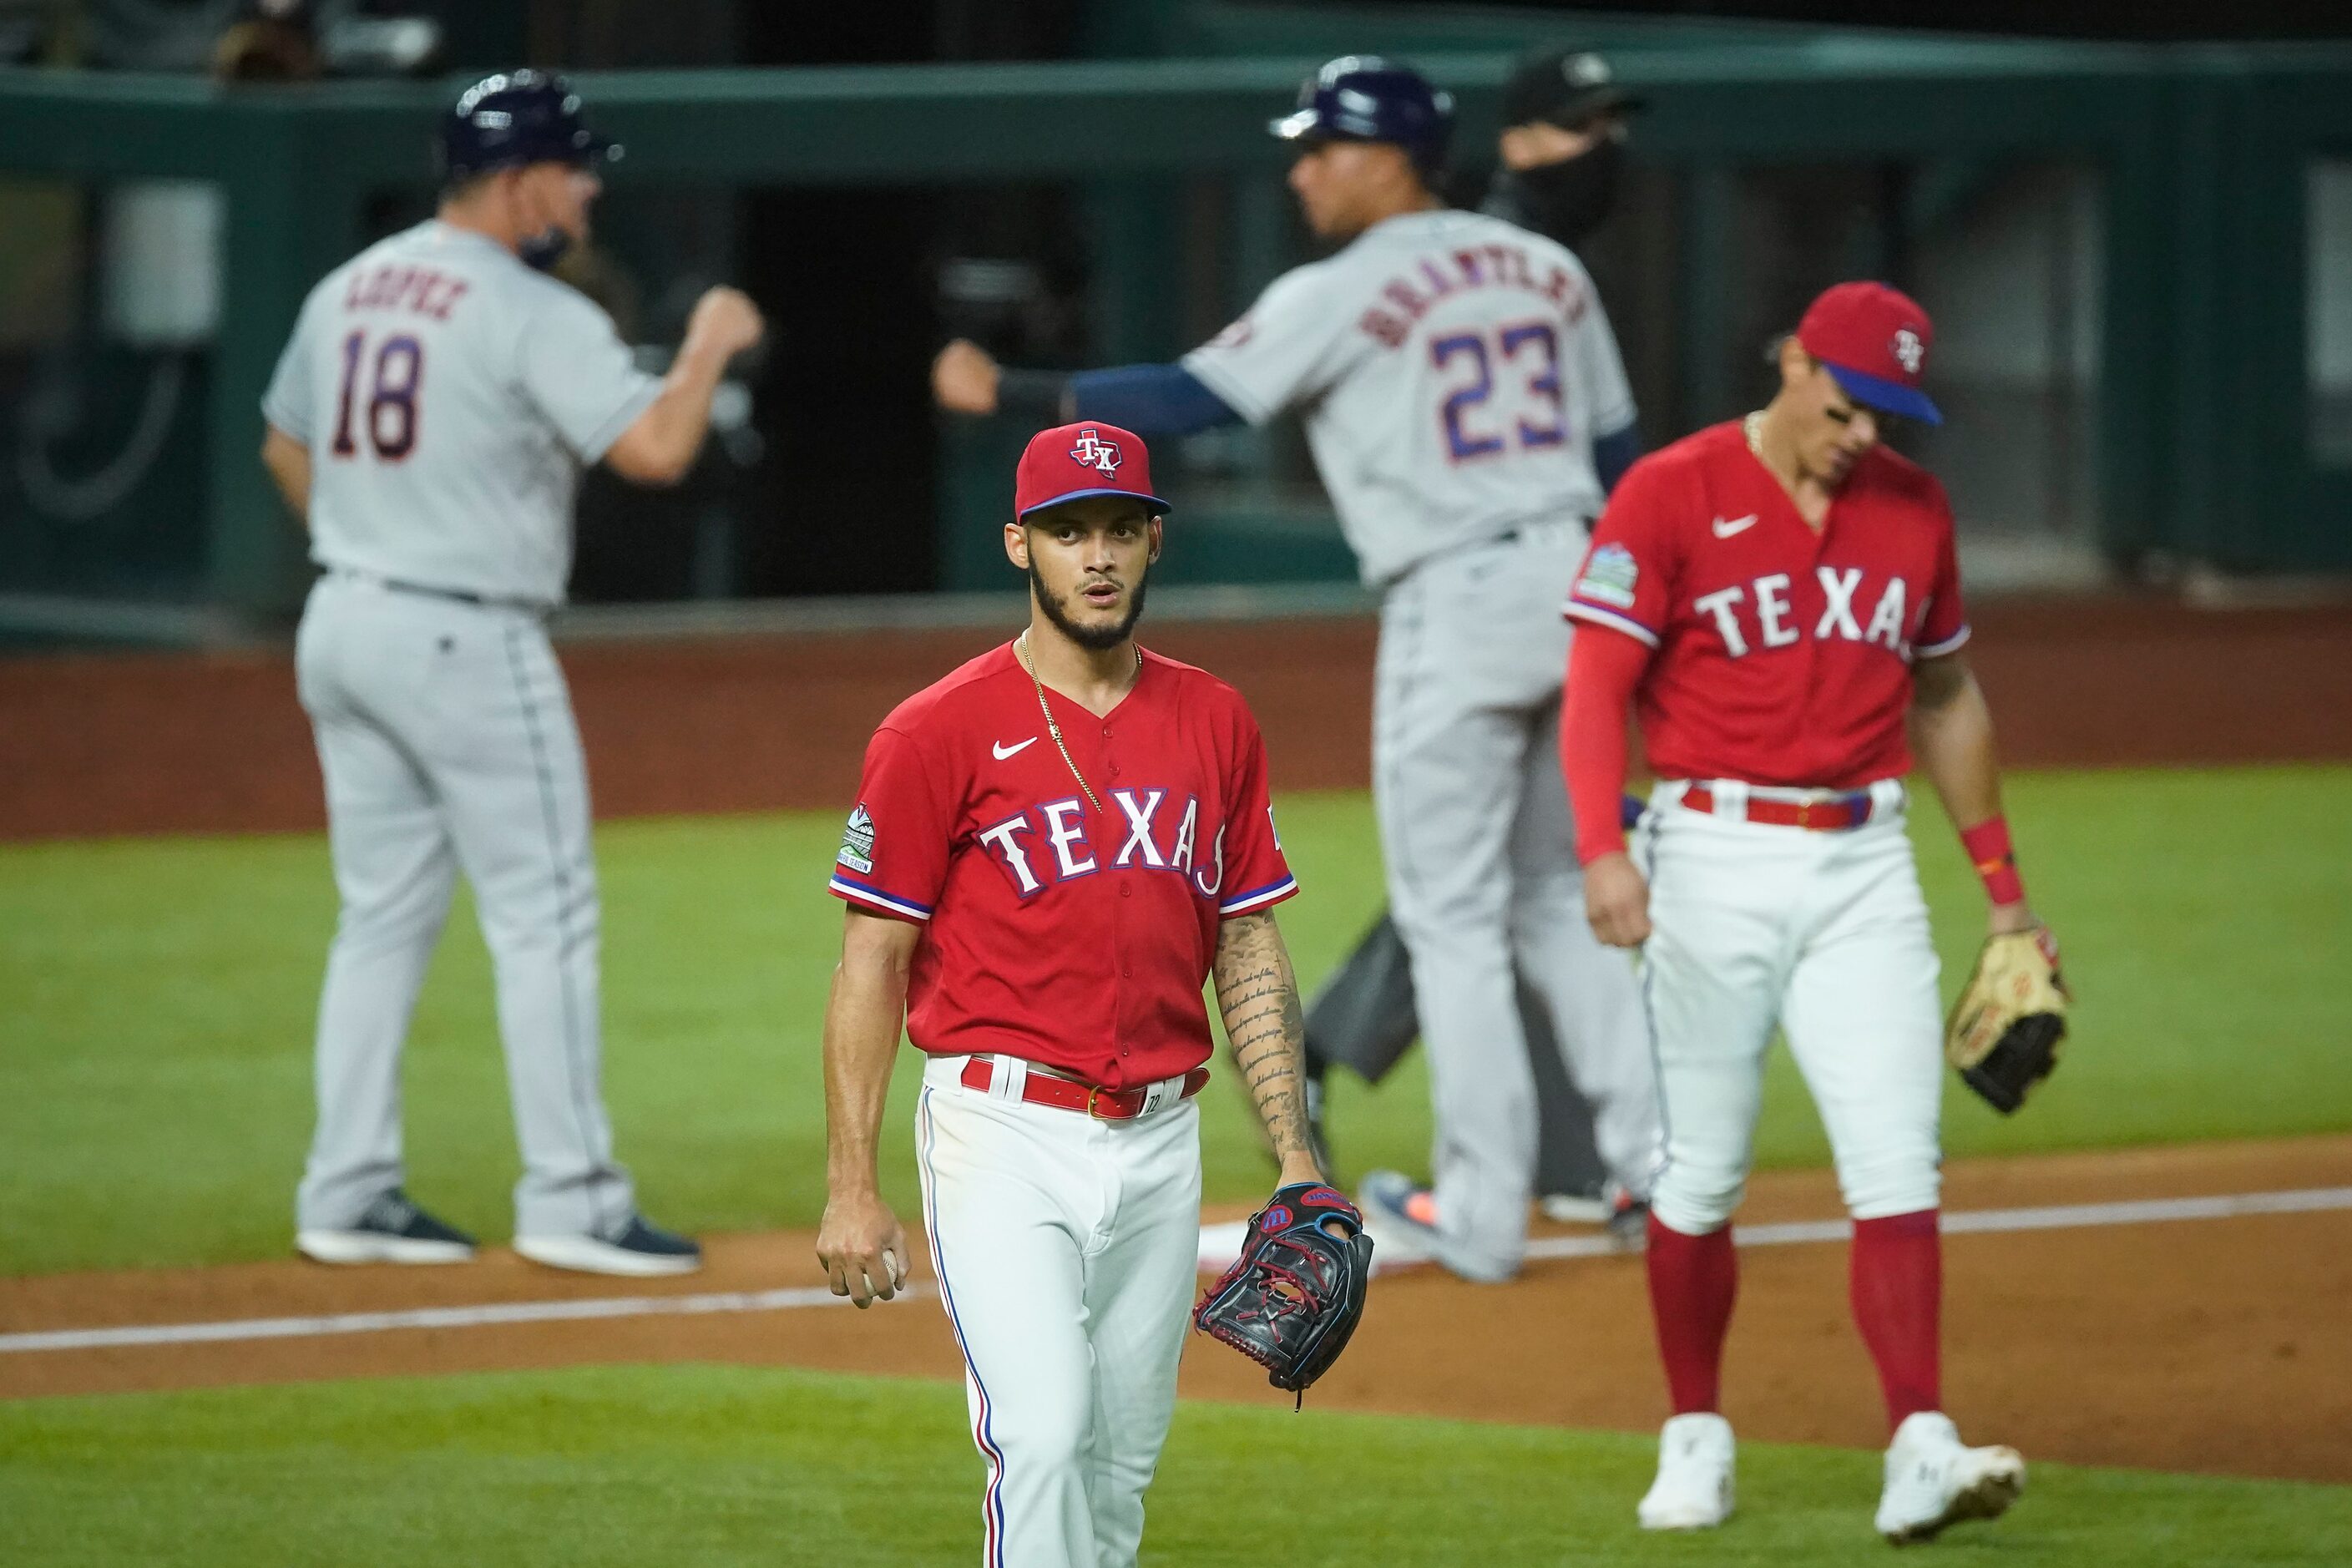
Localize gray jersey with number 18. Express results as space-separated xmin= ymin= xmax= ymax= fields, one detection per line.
xmin=262 ymin=219 xmax=660 ymax=604
xmin=1181 ymin=207 xmax=1633 ymax=589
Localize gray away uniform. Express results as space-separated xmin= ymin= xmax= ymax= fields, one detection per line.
xmin=265 ymin=220 xmax=661 ymax=1237
xmin=1184 ymin=207 xmax=1662 ymax=1279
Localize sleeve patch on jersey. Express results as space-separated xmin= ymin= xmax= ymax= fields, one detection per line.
xmin=1574 ymin=544 xmax=1641 ymax=609
xmin=836 ymin=803 xmax=877 ymax=875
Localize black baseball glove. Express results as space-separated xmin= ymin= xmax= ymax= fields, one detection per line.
xmin=1194 ymin=1181 xmax=1373 ymax=1404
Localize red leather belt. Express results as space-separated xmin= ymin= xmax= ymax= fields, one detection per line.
xmin=959 ymin=1056 xmax=1209 ymax=1120
xmin=1680 ymin=783 xmax=1874 ymax=832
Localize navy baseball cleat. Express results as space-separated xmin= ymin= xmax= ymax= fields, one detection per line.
xmin=298 ymin=1188 xmax=477 ymax=1265
xmin=515 ymin=1212 xmax=702 ymax=1277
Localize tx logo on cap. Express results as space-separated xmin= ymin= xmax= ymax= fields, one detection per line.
xmin=1070 ymin=428 xmax=1121 ymax=477
xmin=1891 ymin=327 xmax=1925 ymax=376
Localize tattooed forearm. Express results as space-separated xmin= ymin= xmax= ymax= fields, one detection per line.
xmin=1213 ymin=911 xmax=1316 ymax=1166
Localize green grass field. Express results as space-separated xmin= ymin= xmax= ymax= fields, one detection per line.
xmin=3 ymin=765 xmax=2349 ymax=1565
xmin=3 ymin=1364 xmax=2348 ymax=1567
xmin=3 ymin=766 xmax=2349 ymax=1276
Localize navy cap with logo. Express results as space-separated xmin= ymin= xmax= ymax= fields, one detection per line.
xmin=1270 ymin=54 xmax=1455 ymax=176
xmin=439 ymin=69 xmax=620 ymax=183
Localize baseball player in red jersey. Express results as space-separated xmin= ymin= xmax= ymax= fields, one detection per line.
xmin=1561 ymin=283 xmax=2046 ymax=1543
xmin=815 ymin=422 xmax=1330 ymax=1567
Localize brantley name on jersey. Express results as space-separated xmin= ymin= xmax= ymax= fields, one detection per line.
xmin=1356 ymin=239 xmax=1596 ymax=348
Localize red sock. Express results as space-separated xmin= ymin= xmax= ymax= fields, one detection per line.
xmin=1646 ymin=1213 xmax=1738 ymax=1415
xmin=1851 ymin=1209 xmax=1943 ymax=1431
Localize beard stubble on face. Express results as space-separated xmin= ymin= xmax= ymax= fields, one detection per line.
xmin=1028 ymin=558 xmax=1151 ymax=652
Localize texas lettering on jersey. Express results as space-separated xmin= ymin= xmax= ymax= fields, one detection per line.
xmin=828 ymin=645 xmax=1296 ymax=1089
xmin=969 ymin=787 xmax=1258 ymax=902
xmin=1687 ymin=564 xmax=1923 ymax=660
xmin=1565 ymin=421 xmax=1970 ymax=789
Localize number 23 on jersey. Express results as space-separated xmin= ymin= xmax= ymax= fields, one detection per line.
xmin=1431 ymin=321 xmax=1565 ymax=462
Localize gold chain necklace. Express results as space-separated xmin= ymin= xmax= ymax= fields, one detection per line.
xmin=1015 ymin=630 xmax=1140 ymax=816
xmin=1748 ymin=409 xmax=1828 ymax=532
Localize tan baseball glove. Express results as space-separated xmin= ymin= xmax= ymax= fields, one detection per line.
xmin=1945 ymin=927 xmax=2069 ymax=1114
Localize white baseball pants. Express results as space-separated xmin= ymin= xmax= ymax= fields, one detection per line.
xmin=1636 ymin=781 xmax=1945 ymax=1235
xmin=915 ymin=1055 xmax=1203 ymax=1568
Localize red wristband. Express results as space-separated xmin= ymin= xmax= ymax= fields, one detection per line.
xmin=1959 ymin=817 xmax=2026 ymax=907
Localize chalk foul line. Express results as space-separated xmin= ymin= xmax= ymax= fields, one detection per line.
xmin=0 ymin=1282 xmax=933 ymax=1356
xmin=8 ymin=1185 xmax=2350 ymax=1358
xmin=1199 ymin=1183 xmax=2352 ymax=1275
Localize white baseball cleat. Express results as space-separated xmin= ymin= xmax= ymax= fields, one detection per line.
xmin=1637 ymin=1412 xmax=1736 ymax=1530
xmin=1874 ymin=1411 xmax=2025 ymax=1545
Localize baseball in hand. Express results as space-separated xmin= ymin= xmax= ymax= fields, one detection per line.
xmin=933 ymin=338 xmax=1000 ymax=415
xmin=689 ymin=286 xmax=766 ymax=358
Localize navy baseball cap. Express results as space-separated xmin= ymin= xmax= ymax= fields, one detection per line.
xmin=1270 ymin=55 xmax=1454 ymax=175
xmin=441 ymin=70 xmax=618 ymax=181
xmin=1796 ymin=281 xmax=1941 ymax=426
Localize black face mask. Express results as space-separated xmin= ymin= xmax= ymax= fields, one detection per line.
xmin=1508 ymin=134 xmax=1626 ymax=249
xmin=519 ymin=227 xmax=572 ymax=272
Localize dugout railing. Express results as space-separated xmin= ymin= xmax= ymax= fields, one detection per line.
xmin=1 ymin=40 xmax=2349 ymax=628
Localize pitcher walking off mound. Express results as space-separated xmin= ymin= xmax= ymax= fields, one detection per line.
xmin=262 ymin=71 xmax=763 ymax=1274
xmin=816 ymin=423 xmax=1348 ymax=1567
xmin=1563 ymin=283 xmax=2049 ymax=1543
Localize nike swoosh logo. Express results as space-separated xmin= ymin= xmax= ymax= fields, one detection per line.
xmin=992 ymin=738 xmax=1038 ymax=761
xmin=1712 ymin=513 xmax=1759 ymax=539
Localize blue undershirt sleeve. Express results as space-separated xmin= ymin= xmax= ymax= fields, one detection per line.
xmin=1594 ymin=421 xmax=1644 ymax=496
xmin=1068 ymin=363 xmax=1243 ymax=438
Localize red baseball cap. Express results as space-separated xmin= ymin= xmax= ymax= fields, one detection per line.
xmin=1014 ymin=422 xmax=1171 ymax=520
xmin=1795 ymin=281 xmax=1941 ymax=427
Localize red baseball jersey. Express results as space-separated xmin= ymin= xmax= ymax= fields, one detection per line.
xmin=829 ymin=643 xmax=1297 ymax=1089
xmin=1564 ymin=421 xmax=1970 ymax=788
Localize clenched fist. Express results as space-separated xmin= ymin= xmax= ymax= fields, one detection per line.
xmin=686 ymin=286 xmax=765 ymax=361
xmin=933 ymin=337 xmax=1001 ymax=416
xmin=1583 ymin=850 xmax=1652 ymax=948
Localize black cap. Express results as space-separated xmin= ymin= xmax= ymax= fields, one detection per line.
xmin=1500 ymin=46 xmax=1644 ymax=131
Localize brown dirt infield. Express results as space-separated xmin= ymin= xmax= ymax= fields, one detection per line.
xmin=3 ymin=594 xmax=2349 ymax=841
xmin=3 ymin=596 xmax=2349 ymax=1490
xmin=5 ymin=1135 xmax=2349 ymax=1486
